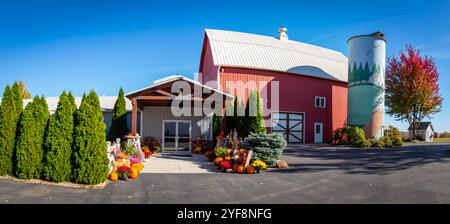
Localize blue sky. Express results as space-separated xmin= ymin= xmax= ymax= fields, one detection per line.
xmin=0 ymin=0 xmax=449 ymax=132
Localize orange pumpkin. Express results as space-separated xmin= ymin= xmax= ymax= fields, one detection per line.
xmin=131 ymin=163 xmax=144 ymax=172
xmin=213 ymin=157 xmax=223 ymax=165
xmin=232 ymin=163 xmax=239 ymax=172
xmin=108 ymin=172 xmax=118 ymax=181
xmin=129 ymin=168 xmax=139 ymax=179
xmin=246 ymin=165 xmax=255 ymax=174
xmin=237 ymin=165 xmax=245 ymax=174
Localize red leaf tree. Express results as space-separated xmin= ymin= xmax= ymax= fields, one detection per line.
xmin=385 ymin=45 xmax=443 ymax=139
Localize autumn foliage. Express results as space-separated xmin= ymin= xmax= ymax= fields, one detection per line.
xmin=385 ymin=46 xmax=443 ymax=138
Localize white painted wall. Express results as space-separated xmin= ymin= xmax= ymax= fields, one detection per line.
xmin=141 ymin=106 xmax=212 ymax=141
xmin=409 ymin=126 xmax=434 ymax=142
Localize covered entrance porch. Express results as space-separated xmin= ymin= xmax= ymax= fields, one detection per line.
xmin=126 ymin=75 xmax=233 ymax=153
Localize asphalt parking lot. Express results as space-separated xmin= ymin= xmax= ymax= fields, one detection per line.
xmin=1 ymin=143 xmax=450 ymax=204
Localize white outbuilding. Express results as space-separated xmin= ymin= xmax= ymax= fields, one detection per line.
xmin=408 ymin=122 xmax=434 ymax=142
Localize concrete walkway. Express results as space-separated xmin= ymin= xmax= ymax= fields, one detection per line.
xmin=140 ymin=153 xmax=217 ymax=174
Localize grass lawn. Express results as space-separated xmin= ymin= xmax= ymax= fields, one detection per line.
xmin=434 ymin=138 xmax=450 ymax=143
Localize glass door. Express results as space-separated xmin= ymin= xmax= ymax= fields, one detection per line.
xmin=163 ymin=121 xmax=177 ymax=151
xmin=177 ymin=121 xmax=191 ymax=152
xmin=162 ymin=120 xmax=191 ymax=152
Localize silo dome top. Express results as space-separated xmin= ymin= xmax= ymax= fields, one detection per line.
xmin=347 ymin=31 xmax=386 ymax=43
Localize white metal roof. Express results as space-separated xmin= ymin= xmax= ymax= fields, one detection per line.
xmin=21 ymin=96 xmax=132 ymax=114
xmin=205 ymin=29 xmax=349 ymax=82
xmin=126 ymin=75 xmax=234 ymax=99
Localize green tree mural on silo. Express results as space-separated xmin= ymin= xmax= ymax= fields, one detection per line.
xmin=349 ymin=62 xmax=384 ymax=86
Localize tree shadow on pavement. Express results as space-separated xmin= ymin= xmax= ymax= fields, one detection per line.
xmin=267 ymin=144 xmax=450 ymax=175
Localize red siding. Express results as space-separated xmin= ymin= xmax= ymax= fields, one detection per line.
xmin=219 ymin=67 xmax=348 ymax=144
xmin=199 ymin=35 xmax=219 ymax=89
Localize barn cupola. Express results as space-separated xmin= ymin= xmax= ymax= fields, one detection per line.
xmin=277 ymin=26 xmax=288 ymax=41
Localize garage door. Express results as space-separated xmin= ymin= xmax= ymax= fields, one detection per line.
xmin=272 ymin=112 xmax=304 ymax=143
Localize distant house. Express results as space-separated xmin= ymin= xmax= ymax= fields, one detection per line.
xmin=23 ymin=96 xmax=140 ymax=134
xmin=408 ymin=122 xmax=434 ymax=142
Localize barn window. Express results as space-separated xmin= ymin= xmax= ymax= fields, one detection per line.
xmin=315 ymin=97 xmax=326 ymax=108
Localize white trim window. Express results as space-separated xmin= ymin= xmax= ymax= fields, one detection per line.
xmin=315 ymin=97 xmax=326 ymax=108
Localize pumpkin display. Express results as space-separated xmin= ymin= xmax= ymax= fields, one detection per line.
xmin=219 ymin=160 xmax=231 ymax=170
xmin=213 ymin=157 xmax=223 ymax=165
xmin=108 ymin=172 xmax=118 ymax=181
xmin=129 ymin=168 xmax=139 ymax=179
xmin=246 ymin=165 xmax=255 ymax=174
xmin=115 ymin=159 xmax=131 ymax=168
xmin=131 ymin=163 xmax=144 ymax=172
xmin=232 ymin=163 xmax=239 ymax=172
xmin=237 ymin=165 xmax=245 ymax=174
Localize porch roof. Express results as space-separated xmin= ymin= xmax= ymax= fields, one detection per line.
xmin=126 ymin=75 xmax=233 ymax=134
xmin=125 ymin=75 xmax=234 ymax=108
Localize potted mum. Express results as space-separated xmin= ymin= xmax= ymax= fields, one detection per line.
xmin=117 ymin=166 xmax=132 ymax=180
xmin=251 ymin=160 xmax=267 ymax=173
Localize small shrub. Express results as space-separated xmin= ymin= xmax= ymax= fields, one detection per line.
xmin=333 ymin=126 xmax=366 ymax=147
xmin=243 ymin=133 xmax=287 ymax=167
xmin=369 ymin=138 xmax=385 ymax=148
xmin=332 ymin=128 xmax=346 ymax=145
xmin=358 ymin=139 xmax=371 ymax=148
xmin=347 ymin=127 xmax=366 ymax=146
xmin=393 ymin=137 xmax=403 ymax=147
xmin=382 ymin=137 xmax=393 ymax=148
xmin=384 ymin=126 xmax=403 ymax=147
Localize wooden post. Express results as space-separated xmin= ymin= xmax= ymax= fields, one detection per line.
xmin=131 ymin=98 xmax=138 ymax=134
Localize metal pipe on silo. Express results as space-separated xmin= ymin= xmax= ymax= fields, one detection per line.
xmin=347 ymin=32 xmax=386 ymax=139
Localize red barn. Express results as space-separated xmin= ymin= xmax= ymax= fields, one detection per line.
xmin=199 ymin=28 xmax=349 ymax=144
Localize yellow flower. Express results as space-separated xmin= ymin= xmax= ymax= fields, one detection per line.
xmin=251 ymin=160 xmax=267 ymax=169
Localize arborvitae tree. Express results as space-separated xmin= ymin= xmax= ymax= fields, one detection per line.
xmin=224 ymin=89 xmax=233 ymax=135
xmin=14 ymin=102 xmax=39 ymax=179
xmin=72 ymin=90 xmax=109 ymax=184
xmin=225 ymin=104 xmax=234 ymax=135
xmin=239 ymin=100 xmax=247 ymax=138
xmin=255 ymin=91 xmax=266 ymax=134
xmin=212 ymin=113 xmax=222 ymax=140
xmin=34 ymin=96 xmax=50 ymax=150
xmin=67 ymin=91 xmax=77 ymax=114
xmin=12 ymin=81 xmax=23 ymax=116
xmin=43 ymin=92 xmax=75 ymax=182
xmin=232 ymin=96 xmax=241 ymax=132
xmin=242 ymin=91 xmax=266 ymax=137
xmin=108 ymin=88 xmax=129 ymax=141
xmin=0 ymin=86 xmax=18 ymax=175
xmin=15 ymin=96 xmax=49 ymax=179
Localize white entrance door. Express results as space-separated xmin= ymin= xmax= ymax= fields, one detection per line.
xmin=162 ymin=120 xmax=191 ymax=152
xmin=314 ymin=122 xmax=323 ymax=144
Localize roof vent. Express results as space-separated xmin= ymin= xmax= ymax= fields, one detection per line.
xmin=277 ymin=26 xmax=288 ymax=41
xmin=370 ymin=31 xmax=385 ymax=39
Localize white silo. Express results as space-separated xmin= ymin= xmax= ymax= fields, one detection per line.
xmin=347 ymin=32 xmax=386 ymax=139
